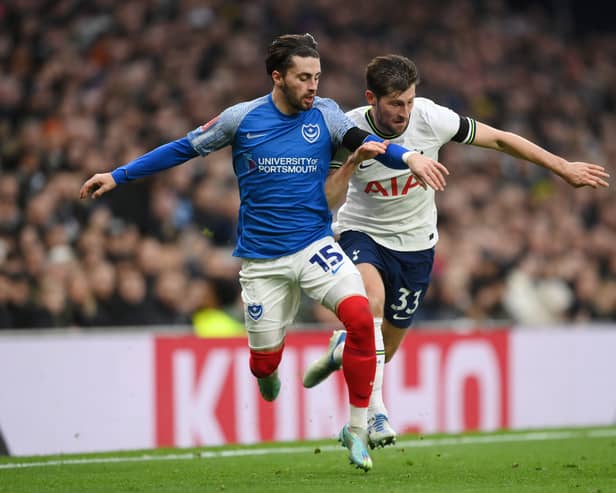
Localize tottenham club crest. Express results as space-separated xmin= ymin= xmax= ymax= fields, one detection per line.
xmin=247 ymin=303 xmax=263 ymax=321
xmin=301 ymin=124 xmax=320 ymax=143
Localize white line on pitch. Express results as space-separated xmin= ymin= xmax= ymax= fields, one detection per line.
xmin=1 ymin=428 xmax=615 ymax=470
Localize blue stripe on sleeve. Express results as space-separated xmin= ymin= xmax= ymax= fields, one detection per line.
xmin=362 ymin=134 xmax=409 ymax=170
xmin=111 ymin=137 xmax=199 ymax=184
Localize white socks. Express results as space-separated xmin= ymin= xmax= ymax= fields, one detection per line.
xmin=349 ymin=405 xmax=368 ymax=429
xmin=368 ymin=317 xmax=387 ymax=416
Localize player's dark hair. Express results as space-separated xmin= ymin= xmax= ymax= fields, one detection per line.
xmin=266 ymin=33 xmax=319 ymax=76
xmin=366 ymin=55 xmax=420 ymax=98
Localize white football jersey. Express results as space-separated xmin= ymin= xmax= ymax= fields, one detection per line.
xmin=333 ymin=97 xmax=475 ymax=251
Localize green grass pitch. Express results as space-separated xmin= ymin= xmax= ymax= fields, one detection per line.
xmin=1 ymin=427 xmax=615 ymax=493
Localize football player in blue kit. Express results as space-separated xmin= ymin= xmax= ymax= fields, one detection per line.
xmin=79 ymin=34 xmax=449 ymax=471
xmin=303 ymin=54 xmax=610 ymax=450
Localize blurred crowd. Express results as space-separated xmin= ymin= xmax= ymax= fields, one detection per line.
xmin=0 ymin=0 xmax=614 ymax=330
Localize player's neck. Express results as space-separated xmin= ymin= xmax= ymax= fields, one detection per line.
xmin=271 ymin=89 xmax=300 ymax=116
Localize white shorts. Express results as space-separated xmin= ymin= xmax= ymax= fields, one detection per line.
xmin=239 ymin=236 xmax=366 ymax=350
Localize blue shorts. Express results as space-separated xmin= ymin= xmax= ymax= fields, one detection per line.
xmin=338 ymin=231 xmax=434 ymax=328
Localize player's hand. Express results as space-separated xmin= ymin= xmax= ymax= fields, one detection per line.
xmin=560 ymin=162 xmax=610 ymax=188
xmin=336 ymin=140 xmax=389 ymax=181
xmin=405 ymin=152 xmax=449 ymax=191
xmin=350 ymin=140 xmax=389 ymax=166
xmin=79 ymin=173 xmax=117 ymax=199
xmin=325 ymin=141 xmax=389 ymax=209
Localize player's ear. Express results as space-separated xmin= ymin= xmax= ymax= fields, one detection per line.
xmin=365 ymin=90 xmax=377 ymax=106
xmin=272 ymin=70 xmax=283 ymax=86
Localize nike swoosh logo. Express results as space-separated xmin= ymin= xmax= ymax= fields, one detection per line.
xmin=246 ymin=132 xmax=267 ymax=139
xmin=392 ymin=313 xmax=412 ymax=320
xmin=358 ymin=162 xmax=374 ymax=170
xmin=331 ymin=262 xmax=344 ymax=275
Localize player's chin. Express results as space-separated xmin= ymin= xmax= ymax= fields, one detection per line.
xmin=392 ymin=121 xmax=408 ymax=133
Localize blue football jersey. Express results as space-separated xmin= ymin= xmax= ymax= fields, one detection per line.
xmin=188 ymin=94 xmax=354 ymax=259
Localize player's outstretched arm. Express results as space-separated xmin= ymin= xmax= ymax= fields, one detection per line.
xmin=79 ymin=173 xmax=117 ymax=199
xmin=472 ymin=122 xmax=610 ymax=188
xmin=325 ymin=140 xmax=389 ymax=208
xmin=79 ymin=137 xmax=200 ymax=200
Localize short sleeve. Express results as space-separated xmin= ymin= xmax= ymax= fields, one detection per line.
xmin=417 ymin=98 xmax=475 ymax=145
xmin=314 ymin=97 xmax=356 ymax=147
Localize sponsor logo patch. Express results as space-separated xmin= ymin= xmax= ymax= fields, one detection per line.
xmin=247 ymin=304 xmax=263 ymax=321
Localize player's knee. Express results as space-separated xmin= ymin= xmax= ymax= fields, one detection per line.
xmin=337 ymin=295 xmax=374 ymax=349
xmin=367 ymin=295 xmax=384 ymax=317
xmin=362 ymin=278 xmax=385 ymax=316
xmin=249 ymin=345 xmax=283 ymax=378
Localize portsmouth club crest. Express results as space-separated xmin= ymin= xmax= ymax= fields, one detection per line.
xmin=301 ymin=124 xmax=320 ymax=143
xmin=247 ymin=303 xmax=263 ymax=321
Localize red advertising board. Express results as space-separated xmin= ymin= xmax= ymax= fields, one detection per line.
xmin=4 ymin=327 xmax=616 ymax=456
xmin=385 ymin=330 xmax=509 ymax=434
xmin=154 ymin=329 xmax=510 ymax=447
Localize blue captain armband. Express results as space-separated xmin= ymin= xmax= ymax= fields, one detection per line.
xmin=362 ymin=134 xmax=417 ymax=170
xmin=111 ymin=137 xmax=198 ymax=184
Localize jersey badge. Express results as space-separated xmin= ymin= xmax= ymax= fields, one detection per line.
xmin=301 ymin=124 xmax=320 ymax=143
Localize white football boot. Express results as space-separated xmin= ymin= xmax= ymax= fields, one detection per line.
xmin=302 ymin=330 xmax=346 ymax=388
xmin=367 ymin=413 xmax=397 ymax=449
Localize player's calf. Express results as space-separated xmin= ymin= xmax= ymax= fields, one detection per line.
xmin=338 ymin=295 xmax=376 ymax=407
xmin=250 ymin=346 xmax=283 ymax=401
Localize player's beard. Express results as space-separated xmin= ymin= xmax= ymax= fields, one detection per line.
xmin=281 ymin=82 xmax=314 ymax=112
xmin=383 ymin=118 xmax=409 ymax=136
xmin=371 ymin=107 xmax=409 ymax=137
xmin=388 ymin=120 xmax=409 ymax=136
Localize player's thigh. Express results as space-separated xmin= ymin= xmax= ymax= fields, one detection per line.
xmin=239 ymin=258 xmax=300 ymax=350
xmin=338 ymin=231 xmax=387 ymax=314
xmin=356 ymin=262 xmax=385 ymax=317
xmin=384 ymin=248 xmax=434 ymax=327
xmin=297 ymin=236 xmax=366 ymax=311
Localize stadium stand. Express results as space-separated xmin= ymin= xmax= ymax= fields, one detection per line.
xmin=0 ymin=0 xmax=614 ymax=329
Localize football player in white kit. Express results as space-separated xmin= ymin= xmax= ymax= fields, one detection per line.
xmin=303 ymin=54 xmax=610 ymax=448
